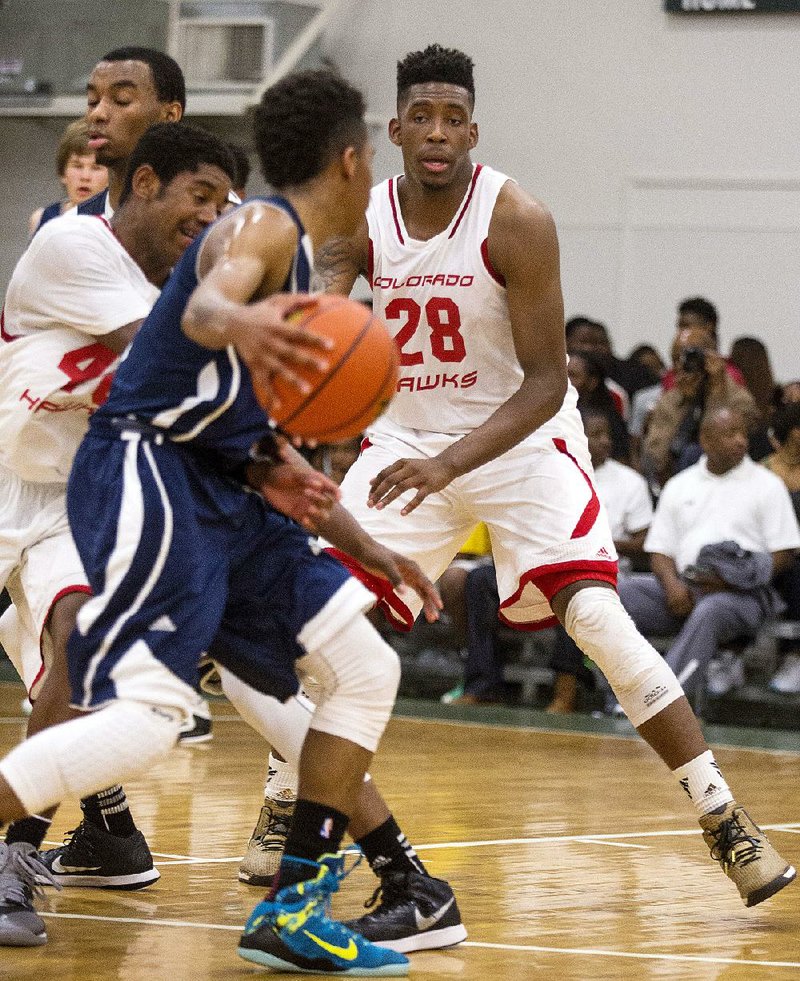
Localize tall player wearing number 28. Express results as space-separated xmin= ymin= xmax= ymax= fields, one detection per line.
xmin=317 ymin=44 xmax=795 ymax=921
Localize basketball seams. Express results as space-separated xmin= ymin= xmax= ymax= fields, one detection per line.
xmin=279 ymin=303 xmax=376 ymax=427
xmin=309 ymin=347 xmax=398 ymax=441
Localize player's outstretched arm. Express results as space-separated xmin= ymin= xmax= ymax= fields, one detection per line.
xmin=316 ymin=502 xmax=442 ymax=623
xmin=182 ymin=202 xmax=332 ymax=400
xmin=246 ymin=435 xmax=341 ymax=533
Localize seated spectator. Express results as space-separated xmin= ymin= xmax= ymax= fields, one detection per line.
xmin=565 ymin=315 xmax=658 ymax=407
xmin=774 ymin=379 xmax=800 ymax=408
xmin=640 ymin=327 xmax=756 ymax=493
xmin=436 ymin=523 xmax=492 ymax=654
xmin=729 ymin=336 xmax=779 ymax=460
xmin=628 ymin=343 xmax=666 ymax=381
xmin=618 ymin=407 xmax=800 ymax=710
xmin=762 ymin=403 xmax=800 ymax=694
xmin=661 ymin=296 xmax=745 ymax=391
xmin=546 ymin=410 xmax=654 ymax=713
xmin=568 ymin=352 xmax=631 ymax=462
xmin=446 ymin=559 xmax=506 ymax=705
xmin=628 ymin=346 xmax=667 ymax=470
xmin=28 ymin=119 xmax=108 ymax=236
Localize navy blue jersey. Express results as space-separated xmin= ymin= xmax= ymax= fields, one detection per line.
xmin=77 ymin=189 xmax=108 ymax=216
xmin=94 ymin=196 xmax=312 ymax=474
xmin=34 ymin=200 xmax=62 ymax=233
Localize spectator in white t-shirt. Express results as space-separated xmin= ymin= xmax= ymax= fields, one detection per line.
xmin=546 ymin=409 xmax=654 ymax=712
xmin=618 ymin=406 xmax=800 ymax=707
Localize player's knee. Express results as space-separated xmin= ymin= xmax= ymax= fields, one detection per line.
xmin=302 ymin=616 xmax=400 ymax=752
xmin=564 ymin=586 xmax=684 ymax=726
xmin=0 ymin=698 xmax=181 ymax=816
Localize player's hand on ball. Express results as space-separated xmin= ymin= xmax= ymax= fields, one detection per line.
xmin=361 ymin=548 xmax=443 ymax=623
xmin=247 ymin=439 xmax=340 ymax=532
xmin=368 ymin=457 xmax=455 ymax=515
xmin=230 ymin=293 xmax=333 ymax=406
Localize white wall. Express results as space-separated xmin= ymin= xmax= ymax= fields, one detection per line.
xmin=325 ymin=1 xmax=800 ymax=379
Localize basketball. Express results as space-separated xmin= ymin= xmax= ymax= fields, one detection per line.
xmin=254 ymin=295 xmax=399 ymax=442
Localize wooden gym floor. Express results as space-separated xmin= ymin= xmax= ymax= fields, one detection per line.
xmin=1 ymin=681 xmax=798 ymax=980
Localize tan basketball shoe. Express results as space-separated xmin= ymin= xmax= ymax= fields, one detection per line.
xmin=699 ymin=803 xmax=796 ymax=907
xmin=238 ymin=793 xmax=295 ymax=887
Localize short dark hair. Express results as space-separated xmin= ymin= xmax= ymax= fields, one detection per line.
xmin=253 ymin=69 xmax=367 ymax=190
xmin=119 ymin=123 xmax=236 ymax=205
xmin=397 ymin=44 xmax=475 ymax=106
xmin=565 ymin=316 xmax=607 ymax=340
xmin=678 ymin=296 xmax=718 ymax=329
xmin=226 ymin=141 xmax=251 ymax=192
xmin=102 ymin=46 xmax=186 ymax=111
xmin=771 ymin=402 xmax=800 ymax=445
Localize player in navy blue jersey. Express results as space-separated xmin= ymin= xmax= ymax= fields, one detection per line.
xmin=0 ymin=69 xmax=434 ymax=976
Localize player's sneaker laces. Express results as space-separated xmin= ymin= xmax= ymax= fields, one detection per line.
xmin=0 ymin=841 xmax=59 ymax=947
xmin=178 ymin=694 xmax=213 ymax=744
xmin=345 ymin=871 xmax=467 ymax=953
xmin=239 ymin=793 xmax=295 ymax=886
xmin=238 ymin=852 xmax=409 ymax=976
xmin=699 ymin=803 xmax=796 ymax=907
xmin=38 ymin=820 xmax=160 ymax=890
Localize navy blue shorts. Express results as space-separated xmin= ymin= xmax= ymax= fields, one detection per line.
xmin=66 ymin=426 xmax=351 ymax=710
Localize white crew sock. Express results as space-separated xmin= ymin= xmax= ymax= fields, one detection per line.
xmin=672 ymin=750 xmax=734 ymax=816
xmin=264 ymin=752 xmax=299 ymax=801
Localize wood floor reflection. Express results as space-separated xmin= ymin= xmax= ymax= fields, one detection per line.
xmin=1 ymin=682 xmax=798 ymax=980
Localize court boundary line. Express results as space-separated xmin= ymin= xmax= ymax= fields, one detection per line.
xmin=35 ymin=822 xmax=797 ymax=864
xmin=34 ymin=912 xmax=800 ymax=968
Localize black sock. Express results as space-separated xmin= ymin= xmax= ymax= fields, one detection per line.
xmin=356 ymin=816 xmax=428 ymax=878
xmin=5 ymin=814 xmax=52 ymax=850
xmin=274 ymin=799 xmax=349 ymax=891
xmin=80 ymin=786 xmax=136 ymax=837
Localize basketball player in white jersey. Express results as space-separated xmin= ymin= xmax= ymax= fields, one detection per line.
xmin=0 ymin=123 xmax=239 ymax=944
xmin=310 ymin=44 xmax=794 ymax=916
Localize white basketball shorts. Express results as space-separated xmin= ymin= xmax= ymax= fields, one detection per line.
xmin=326 ymin=419 xmax=618 ymax=631
xmin=0 ymin=461 xmax=89 ymax=696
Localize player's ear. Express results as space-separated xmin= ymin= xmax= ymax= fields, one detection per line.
xmin=341 ymin=145 xmax=358 ymax=180
xmin=130 ymin=163 xmax=161 ymax=201
xmin=388 ymin=117 xmax=402 ymax=147
xmin=160 ymin=101 xmax=183 ymax=124
xmin=469 ymin=121 xmax=478 ymax=150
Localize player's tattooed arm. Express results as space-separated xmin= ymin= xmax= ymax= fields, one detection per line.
xmin=314 ymin=219 xmax=369 ymax=297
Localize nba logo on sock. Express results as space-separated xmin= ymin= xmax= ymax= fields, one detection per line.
xmin=320 ymin=817 xmax=334 ymax=839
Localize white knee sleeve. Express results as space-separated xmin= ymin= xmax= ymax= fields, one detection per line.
xmin=297 ymin=613 xmax=400 ymax=753
xmin=563 ymin=587 xmax=684 ymax=726
xmin=0 ymin=700 xmax=181 ymax=816
xmin=219 ymin=665 xmax=313 ymax=766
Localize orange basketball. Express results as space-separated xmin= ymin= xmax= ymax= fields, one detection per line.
xmin=254 ymin=296 xmax=399 ymax=442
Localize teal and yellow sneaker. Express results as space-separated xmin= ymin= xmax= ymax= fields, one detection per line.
xmin=238 ymin=854 xmax=409 ymax=975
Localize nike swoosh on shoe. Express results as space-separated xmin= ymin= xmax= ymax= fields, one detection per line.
xmin=414 ymin=897 xmax=455 ymax=931
xmin=51 ymin=857 xmax=102 ymax=874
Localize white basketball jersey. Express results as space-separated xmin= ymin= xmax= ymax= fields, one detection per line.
xmin=368 ymin=163 xmax=580 ymax=439
xmin=0 ymin=214 xmax=159 ymax=483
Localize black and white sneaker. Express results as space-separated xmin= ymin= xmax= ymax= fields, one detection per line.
xmin=178 ymin=696 xmax=213 ymax=744
xmin=345 ymin=872 xmax=467 ymax=953
xmin=38 ymin=821 xmax=160 ymax=890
